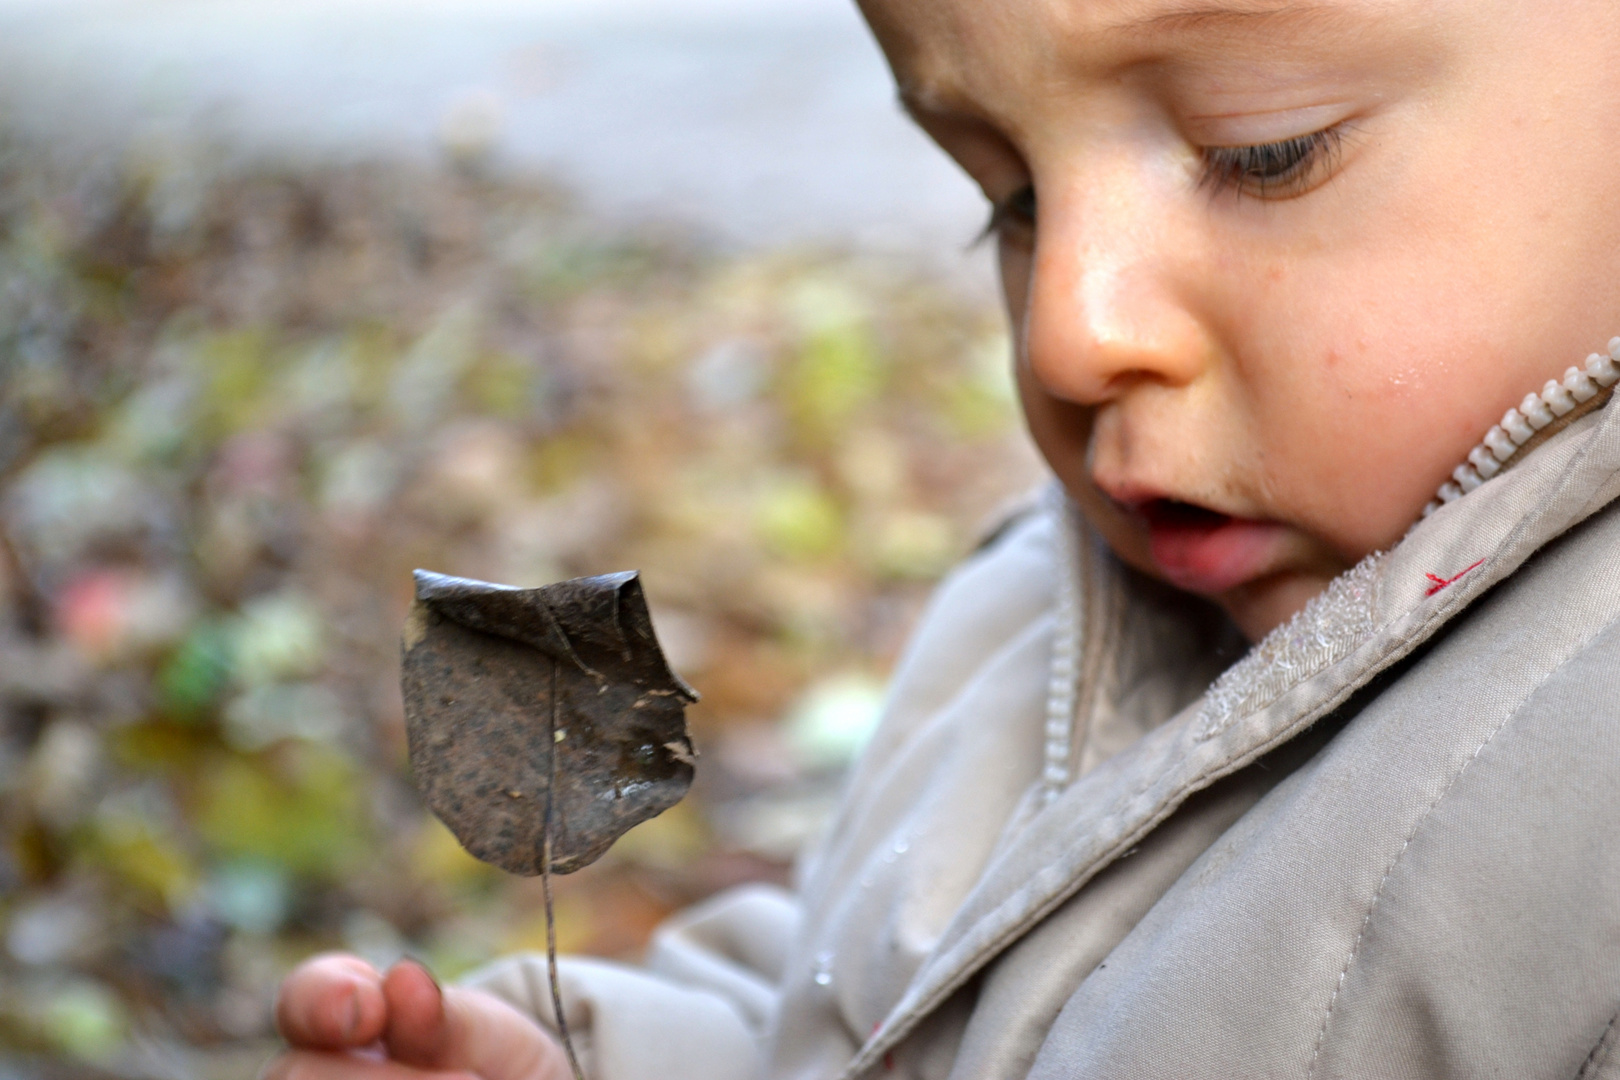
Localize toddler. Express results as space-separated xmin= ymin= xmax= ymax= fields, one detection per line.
xmin=268 ymin=0 xmax=1620 ymax=1076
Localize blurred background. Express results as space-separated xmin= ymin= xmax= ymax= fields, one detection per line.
xmin=0 ymin=1 xmax=1041 ymax=1075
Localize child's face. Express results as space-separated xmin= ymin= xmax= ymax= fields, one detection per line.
xmin=860 ymin=0 xmax=1620 ymax=640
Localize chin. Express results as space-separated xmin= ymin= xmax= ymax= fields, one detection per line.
xmin=1217 ymin=570 xmax=1344 ymax=644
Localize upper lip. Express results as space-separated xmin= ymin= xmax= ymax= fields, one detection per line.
xmin=1093 ymin=476 xmax=1171 ymax=515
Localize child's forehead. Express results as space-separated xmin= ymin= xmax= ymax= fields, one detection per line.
xmin=865 ymin=0 xmax=1396 ymax=39
xmin=862 ymin=0 xmax=1442 ymax=110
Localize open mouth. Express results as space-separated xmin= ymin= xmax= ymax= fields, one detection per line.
xmin=1136 ymin=498 xmax=1231 ymax=532
xmin=1130 ymin=498 xmax=1286 ymax=596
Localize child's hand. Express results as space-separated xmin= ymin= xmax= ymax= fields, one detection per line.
xmin=266 ymin=953 xmax=573 ymax=1080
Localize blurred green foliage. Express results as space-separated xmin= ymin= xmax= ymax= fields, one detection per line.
xmin=0 ymin=128 xmax=1038 ymax=1074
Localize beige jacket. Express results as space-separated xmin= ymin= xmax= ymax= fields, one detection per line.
xmin=469 ymin=401 xmax=1620 ymax=1080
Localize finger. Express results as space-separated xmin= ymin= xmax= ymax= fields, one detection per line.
xmin=381 ymin=960 xmax=572 ymax=1080
xmin=378 ymin=959 xmax=446 ymax=1065
xmin=260 ymin=1048 xmax=476 ymax=1080
xmin=276 ymin=954 xmax=389 ymax=1051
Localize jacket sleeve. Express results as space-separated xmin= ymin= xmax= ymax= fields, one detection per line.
xmin=458 ymin=490 xmax=1054 ymax=1080
xmin=459 ymin=883 xmax=799 ymax=1080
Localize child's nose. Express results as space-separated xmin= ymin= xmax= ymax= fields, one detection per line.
xmin=1020 ymin=180 xmax=1210 ymax=407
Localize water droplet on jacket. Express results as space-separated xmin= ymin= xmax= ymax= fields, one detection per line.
xmin=812 ymin=950 xmax=834 ymax=987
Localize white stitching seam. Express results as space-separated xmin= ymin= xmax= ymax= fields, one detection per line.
xmin=1304 ymin=612 xmax=1620 ymax=1078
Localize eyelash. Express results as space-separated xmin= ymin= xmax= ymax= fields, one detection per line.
xmin=1199 ymin=126 xmax=1346 ymax=198
xmin=980 ymin=185 xmax=1037 ymax=243
xmin=980 ymin=125 xmax=1346 ymax=239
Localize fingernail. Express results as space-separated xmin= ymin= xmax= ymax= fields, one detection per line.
xmin=344 ymin=989 xmax=361 ymax=1041
xmin=404 ymin=954 xmax=442 ymax=993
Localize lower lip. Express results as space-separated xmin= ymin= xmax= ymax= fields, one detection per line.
xmin=1145 ymin=515 xmax=1288 ymax=595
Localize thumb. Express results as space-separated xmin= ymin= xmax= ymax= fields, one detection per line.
xmin=381 ymin=959 xmax=574 ymax=1080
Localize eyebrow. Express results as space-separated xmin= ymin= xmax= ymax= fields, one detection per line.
xmin=898 ymin=0 xmax=1382 ymax=123
xmin=1106 ymin=1 xmax=1359 ymax=38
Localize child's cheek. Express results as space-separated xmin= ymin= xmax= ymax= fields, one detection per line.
xmin=1264 ymin=331 xmax=1505 ymax=557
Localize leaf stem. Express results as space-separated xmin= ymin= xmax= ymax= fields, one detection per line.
xmin=545 ymin=658 xmax=587 ymax=1080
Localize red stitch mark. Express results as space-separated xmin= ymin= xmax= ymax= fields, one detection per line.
xmin=1425 ymin=559 xmax=1484 ymax=597
xmin=870 ymin=1025 xmax=895 ymax=1071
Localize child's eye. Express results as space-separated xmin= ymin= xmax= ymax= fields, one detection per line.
xmin=979 ymin=126 xmax=1341 ymax=241
xmin=982 ymin=184 xmax=1037 ymax=240
xmin=1199 ymin=127 xmax=1345 ymax=199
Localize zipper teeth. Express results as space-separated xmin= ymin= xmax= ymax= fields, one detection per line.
xmin=1423 ymin=341 xmax=1620 ymax=518
xmin=1042 ymin=486 xmax=1082 ymax=804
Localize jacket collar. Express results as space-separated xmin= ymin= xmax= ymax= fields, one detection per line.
xmin=842 ymin=399 xmax=1620 ymax=1078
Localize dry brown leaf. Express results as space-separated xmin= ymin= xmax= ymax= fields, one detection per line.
xmin=401 ymin=569 xmax=699 ymax=876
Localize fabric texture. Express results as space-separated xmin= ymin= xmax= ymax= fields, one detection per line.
xmin=465 ymin=400 xmax=1620 ymax=1079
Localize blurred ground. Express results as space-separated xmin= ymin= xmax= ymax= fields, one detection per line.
xmin=0 ymin=124 xmax=1041 ymax=1075
xmin=0 ymin=0 xmax=990 ymax=258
